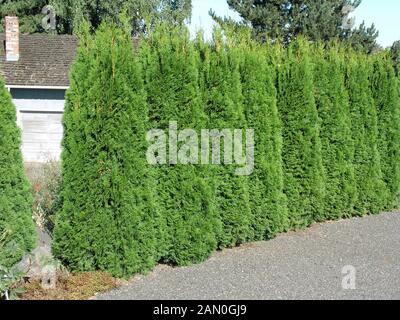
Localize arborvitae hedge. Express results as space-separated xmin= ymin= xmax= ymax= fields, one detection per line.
xmin=54 ymin=24 xmax=400 ymax=278
xmin=277 ymin=39 xmax=325 ymax=228
xmin=239 ymin=38 xmax=288 ymax=238
xmin=141 ymin=25 xmax=218 ymax=265
xmin=371 ymin=54 xmax=400 ymax=209
xmin=346 ymin=54 xmax=389 ymax=215
xmin=313 ymin=45 xmax=357 ymax=220
xmin=201 ymin=31 xmax=253 ymax=248
xmin=53 ymin=24 xmax=159 ymax=278
xmin=0 ymin=77 xmax=36 ymax=268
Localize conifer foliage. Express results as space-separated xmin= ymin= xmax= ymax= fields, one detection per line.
xmin=141 ymin=25 xmax=218 ymax=265
xmin=346 ymin=54 xmax=388 ymax=214
xmin=53 ymin=23 xmax=400 ymax=278
xmin=371 ymin=54 xmax=400 ymax=209
xmin=313 ymin=46 xmax=357 ymax=219
xmin=202 ymin=31 xmax=253 ymax=248
xmin=277 ymin=39 xmax=325 ymax=228
xmin=239 ymin=38 xmax=288 ymax=238
xmin=53 ymin=24 xmax=159 ymax=277
xmin=0 ymin=78 xmax=36 ymax=268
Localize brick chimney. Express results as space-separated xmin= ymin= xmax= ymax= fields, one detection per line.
xmin=5 ymin=16 xmax=20 ymax=62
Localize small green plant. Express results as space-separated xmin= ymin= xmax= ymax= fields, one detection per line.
xmin=0 ymin=232 xmax=25 ymax=300
xmin=0 ymin=265 xmax=25 ymax=300
xmin=26 ymin=160 xmax=62 ymax=234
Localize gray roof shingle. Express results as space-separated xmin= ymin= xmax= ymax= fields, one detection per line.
xmin=0 ymin=34 xmax=140 ymax=88
xmin=0 ymin=33 xmax=77 ymax=87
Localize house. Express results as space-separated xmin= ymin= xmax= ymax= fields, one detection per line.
xmin=1 ymin=16 xmax=77 ymax=163
xmin=1 ymin=16 xmax=141 ymax=163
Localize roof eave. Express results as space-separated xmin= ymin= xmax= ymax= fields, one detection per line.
xmin=6 ymin=84 xmax=69 ymax=90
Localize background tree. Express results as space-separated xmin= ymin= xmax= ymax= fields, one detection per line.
xmin=0 ymin=0 xmax=192 ymax=35
xmin=0 ymin=0 xmax=47 ymax=33
xmin=347 ymin=21 xmax=380 ymax=54
xmin=0 ymin=77 xmax=36 ymax=268
xmin=212 ymin=0 xmax=379 ymax=53
xmin=159 ymin=0 xmax=192 ymax=26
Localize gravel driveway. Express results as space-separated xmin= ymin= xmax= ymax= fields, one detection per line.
xmin=96 ymin=211 xmax=400 ymax=300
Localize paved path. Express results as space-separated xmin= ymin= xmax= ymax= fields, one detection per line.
xmin=97 ymin=211 xmax=400 ymax=300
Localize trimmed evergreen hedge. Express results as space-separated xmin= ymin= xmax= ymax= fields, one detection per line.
xmin=371 ymin=53 xmax=400 ymax=209
xmin=53 ymin=24 xmax=400 ymax=278
xmin=0 ymin=78 xmax=36 ymax=268
xmin=313 ymin=45 xmax=357 ymax=220
xmin=53 ymin=24 xmax=159 ymax=277
xmin=202 ymin=31 xmax=253 ymax=248
xmin=346 ymin=53 xmax=389 ymax=214
xmin=277 ymin=39 xmax=325 ymax=228
xmin=140 ymin=26 xmax=219 ymax=265
xmin=239 ymin=36 xmax=288 ymax=238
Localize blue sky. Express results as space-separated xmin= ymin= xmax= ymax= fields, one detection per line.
xmin=189 ymin=0 xmax=400 ymax=48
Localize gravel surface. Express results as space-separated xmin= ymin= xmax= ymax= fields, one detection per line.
xmin=96 ymin=211 xmax=400 ymax=300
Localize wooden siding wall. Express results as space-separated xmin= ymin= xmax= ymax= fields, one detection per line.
xmin=11 ymin=88 xmax=65 ymax=163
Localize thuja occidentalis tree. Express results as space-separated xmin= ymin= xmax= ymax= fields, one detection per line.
xmin=238 ymin=33 xmax=288 ymax=238
xmin=313 ymin=44 xmax=357 ymax=220
xmin=140 ymin=24 xmax=219 ymax=265
xmin=53 ymin=23 xmax=159 ymax=277
xmin=371 ymin=53 xmax=400 ymax=209
xmin=345 ymin=53 xmax=389 ymax=215
xmin=0 ymin=77 xmax=36 ymax=268
xmin=277 ymin=38 xmax=325 ymax=228
xmin=200 ymin=29 xmax=253 ymax=248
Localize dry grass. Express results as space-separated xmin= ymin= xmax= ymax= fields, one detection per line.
xmin=20 ymin=272 xmax=117 ymax=300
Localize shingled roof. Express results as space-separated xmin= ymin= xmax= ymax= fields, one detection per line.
xmin=0 ymin=34 xmax=140 ymax=88
xmin=0 ymin=33 xmax=78 ymax=87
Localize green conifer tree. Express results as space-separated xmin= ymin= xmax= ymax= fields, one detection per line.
xmin=277 ymin=39 xmax=325 ymax=228
xmin=0 ymin=77 xmax=36 ymax=268
xmin=53 ymin=23 xmax=159 ymax=277
xmin=371 ymin=53 xmax=400 ymax=209
xmin=239 ymin=36 xmax=288 ymax=238
xmin=313 ymin=45 xmax=357 ymax=219
xmin=346 ymin=53 xmax=389 ymax=214
xmin=141 ymin=25 xmax=218 ymax=265
xmin=200 ymin=30 xmax=253 ymax=248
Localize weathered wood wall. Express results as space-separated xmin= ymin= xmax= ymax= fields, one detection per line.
xmin=11 ymin=88 xmax=65 ymax=163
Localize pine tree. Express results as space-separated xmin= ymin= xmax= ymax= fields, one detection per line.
xmin=0 ymin=0 xmax=192 ymax=35
xmin=277 ymin=39 xmax=325 ymax=228
xmin=346 ymin=53 xmax=389 ymax=214
xmin=239 ymin=36 xmax=288 ymax=238
xmin=371 ymin=53 xmax=400 ymax=209
xmin=200 ymin=30 xmax=253 ymax=248
xmin=313 ymin=44 xmax=357 ymax=219
xmin=0 ymin=0 xmax=48 ymax=33
xmin=141 ymin=25 xmax=218 ymax=265
xmin=53 ymin=23 xmax=159 ymax=278
xmin=0 ymin=77 xmax=36 ymax=268
xmin=213 ymin=0 xmax=379 ymax=53
xmin=53 ymin=0 xmax=191 ymax=35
